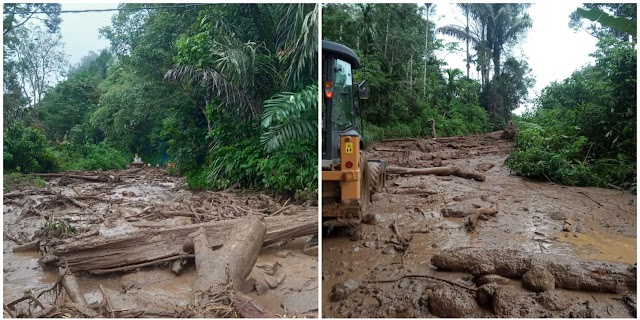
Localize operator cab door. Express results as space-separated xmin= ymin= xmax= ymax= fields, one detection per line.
xmin=322 ymin=56 xmax=357 ymax=165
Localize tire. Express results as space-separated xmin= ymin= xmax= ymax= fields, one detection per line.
xmin=359 ymin=154 xmax=371 ymax=221
xmin=368 ymin=161 xmax=382 ymax=195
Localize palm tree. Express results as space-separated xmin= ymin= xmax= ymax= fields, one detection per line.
xmin=485 ymin=4 xmax=532 ymax=77
xmin=438 ymin=4 xmax=531 ymax=84
xmin=164 ymin=4 xmax=318 ymax=151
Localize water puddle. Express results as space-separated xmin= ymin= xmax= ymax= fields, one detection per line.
xmin=555 ymin=221 xmax=637 ymax=264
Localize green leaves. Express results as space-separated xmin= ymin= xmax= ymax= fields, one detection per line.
xmin=260 ymin=84 xmax=318 ymax=152
xmin=576 ymin=7 xmax=637 ymax=37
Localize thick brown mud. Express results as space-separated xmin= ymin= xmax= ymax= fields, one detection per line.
xmin=3 ymin=169 xmax=317 ymax=317
xmin=322 ymin=132 xmax=636 ymax=318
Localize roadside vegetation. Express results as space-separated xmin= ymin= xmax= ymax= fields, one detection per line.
xmin=507 ymin=5 xmax=636 ymax=190
xmin=323 ymin=3 xmax=636 ymax=190
xmin=3 ymin=4 xmax=318 ymax=196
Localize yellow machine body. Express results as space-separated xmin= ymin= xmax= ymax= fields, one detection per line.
xmin=322 ymin=134 xmax=361 ymax=218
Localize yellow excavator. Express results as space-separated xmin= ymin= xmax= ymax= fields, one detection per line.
xmin=322 ymin=40 xmax=386 ymax=224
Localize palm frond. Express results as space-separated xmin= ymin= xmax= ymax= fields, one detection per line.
xmin=164 ymin=65 xmax=259 ymax=117
xmin=276 ymin=4 xmax=318 ymax=90
xmin=437 ymin=25 xmax=480 ymax=44
xmin=260 ymin=84 xmax=317 ymax=152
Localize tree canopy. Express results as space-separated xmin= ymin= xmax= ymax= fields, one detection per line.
xmin=3 ymin=4 xmax=318 ymax=197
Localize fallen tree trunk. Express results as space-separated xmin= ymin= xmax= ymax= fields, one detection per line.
xmin=50 ymin=210 xmax=316 ymax=273
xmin=373 ymin=147 xmax=408 ymax=152
xmin=431 ymin=248 xmax=636 ymax=293
xmin=381 ymin=138 xmax=418 ymax=142
xmin=59 ymin=267 xmax=86 ymax=305
xmin=4 ymin=190 xmax=56 ymax=199
xmin=387 ymin=166 xmax=485 ymax=182
xmin=27 ymin=173 xmax=117 ymax=183
xmin=193 ymin=216 xmax=265 ymax=305
xmin=13 ymin=240 xmax=40 ymax=253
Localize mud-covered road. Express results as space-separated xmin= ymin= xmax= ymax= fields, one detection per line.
xmin=323 ymin=132 xmax=637 ymax=318
xmin=3 ymin=169 xmax=317 ymax=317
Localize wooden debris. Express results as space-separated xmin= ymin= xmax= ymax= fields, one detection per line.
xmin=465 ymin=202 xmax=499 ymax=231
xmin=4 ymin=190 xmax=55 ymax=199
xmin=232 ymin=292 xmax=275 ymax=318
xmin=59 ymin=267 xmax=86 ymax=305
xmin=50 ymin=211 xmax=316 ymax=273
xmin=387 ymin=166 xmax=485 ymax=181
xmin=12 ymin=240 xmax=40 ymax=253
xmin=27 ymin=173 xmax=119 ymax=183
xmin=193 ymin=216 xmax=265 ymax=304
xmin=431 ymin=248 xmax=636 ymax=293
xmin=374 ymin=147 xmax=408 ymax=152
xmin=381 ymin=138 xmax=418 ymax=143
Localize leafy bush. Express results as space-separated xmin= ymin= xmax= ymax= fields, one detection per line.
xmin=3 ymin=123 xmax=60 ymax=173
xmin=3 ymin=173 xmax=46 ymax=190
xmin=56 ymin=141 xmax=130 ymax=171
xmin=507 ymin=37 xmax=635 ymax=190
xmin=256 ymin=139 xmax=317 ymax=195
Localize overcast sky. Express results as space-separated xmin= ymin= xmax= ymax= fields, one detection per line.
xmin=58 ymin=3 xmax=113 ymax=67
xmin=56 ymin=2 xmax=598 ymax=114
xmin=432 ymin=2 xmax=598 ymax=114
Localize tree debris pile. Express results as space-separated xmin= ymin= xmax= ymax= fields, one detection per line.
xmin=323 ymin=131 xmax=636 ymax=318
xmin=3 ymin=168 xmax=318 ymax=318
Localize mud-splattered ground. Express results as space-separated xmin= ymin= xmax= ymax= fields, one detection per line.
xmin=322 ymin=132 xmax=636 ymax=318
xmin=3 ymin=169 xmax=317 ymax=317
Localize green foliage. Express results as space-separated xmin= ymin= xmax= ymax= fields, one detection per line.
xmin=164 ymin=4 xmax=318 ymax=195
xmin=39 ymin=218 xmax=79 ymax=238
xmin=5 ymin=4 xmax=318 ymax=198
xmin=323 ymin=4 xmax=496 ymax=142
xmin=507 ymin=36 xmax=636 ymax=190
xmin=3 ymin=123 xmax=60 ymax=173
xmin=56 ymin=142 xmax=130 ymax=171
xmin=3 ymin=173 xmax=46 ymax=190
xmin=576 ymin=7 xmax=637 ymax=37
xmin=261 ymin=84 xmax=318 ymax=152
xmin=570 ymin=4 xmax=637 ymax=40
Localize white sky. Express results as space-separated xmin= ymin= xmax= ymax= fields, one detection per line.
xmin=54 ymin=2 xmax=598 ymax=115
xmin=432 ymin=2 xmax=598 ymax=114
xmin=58 ymin=3 xmax=113 ymax=67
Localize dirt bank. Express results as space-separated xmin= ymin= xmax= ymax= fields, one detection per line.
xmin=322 ymin=132 xmax=636 ymax=318
xmin=3 ymin=169 xmax=317 ymax=317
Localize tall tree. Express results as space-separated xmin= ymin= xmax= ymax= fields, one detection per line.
xmin=3 ymin=3 xmax=61 ymax=36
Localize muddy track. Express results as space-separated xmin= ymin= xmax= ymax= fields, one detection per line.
xmin=322 ymin=132 xmax=636 ymax=318
xmin=3 ymin=169 xmax=318 ymax=317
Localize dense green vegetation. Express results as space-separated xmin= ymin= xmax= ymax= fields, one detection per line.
xmin=507 ymin=4 xmax=636 ymax=190
xmin=322 ymin=4 xmax=534 ymax=143
xmin=3 ymin=4 xmax=318 ymax=196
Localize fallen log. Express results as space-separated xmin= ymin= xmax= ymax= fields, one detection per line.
xmin=3 ymin=190 xmax=56 ymax=199
xmin=381 ymin=138 xmax=418 ymax=142
xmin=465 ymin=202 xmax=499 ymax=231
xmin=232 ymin=292 xmax=275 ymax=318
xmin=373 ymin=147 xmax=408 ymax=152
xmin=50 ymin=211 xmax=316 ymax=273
xmin=12 ymin=240 xmax=40 ymax=253
xmin=387 ymin=166 xmax=485 ymax=182
xmin=431 ymin=248 xmax=636 ymax=293
xmin=59 ymin=267 xmax=86 ymax=305
xmin=27 ymin=173 xmax=117 ymax=183
xmin=193 ymin=216 xmax=265 ymax=304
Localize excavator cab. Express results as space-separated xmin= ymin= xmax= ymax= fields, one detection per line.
xmin=322 ymin=40 xmax=386 ymax=222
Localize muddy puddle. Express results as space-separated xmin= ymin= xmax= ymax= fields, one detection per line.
xmin=3 ymin=169 xmax=317 ymax=317
xmin=322 ymin=132 xmax=637 ymax=318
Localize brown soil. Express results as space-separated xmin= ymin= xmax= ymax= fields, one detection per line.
xmin=322 ymin=132 xmax=636 ymax=318
xmin=3 ymin=169 xmax=317 ymax=318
